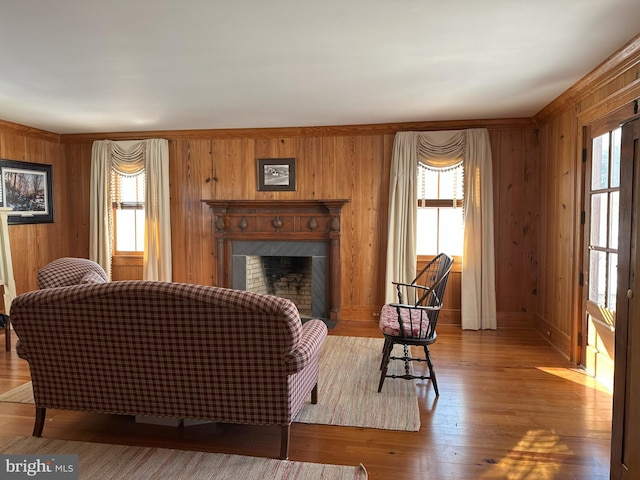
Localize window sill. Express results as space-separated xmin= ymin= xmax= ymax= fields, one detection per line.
xmin=417 ymin=255 xmax=462 ymax=273
xmin=112 ymin=254 xmax=143 ymax=266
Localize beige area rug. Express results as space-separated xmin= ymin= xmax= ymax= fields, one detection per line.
xmin=0 ymin=382 xmax=33 ymax=404
xmin=295 ymin=336 xmax=420 ymax=431
xmin=0 ymin=336 xmax=420 ymax=431
xmin=0 ymin=436 xmax=367 ymax=480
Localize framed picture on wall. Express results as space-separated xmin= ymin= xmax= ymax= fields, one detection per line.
xmin=257 ymin=158 xmax=296 ymax=191
xmin=0 ymin=159 xmax=54 ymax=224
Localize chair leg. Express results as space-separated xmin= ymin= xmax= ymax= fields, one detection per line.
xmin=378 ymin=365 xmax=387 ymax=392
xmin=379 ymin=338 xmax=390 ymax=369
xmin=424 ymin=345 xmax=439 ymax=396
xmin=379 ymin=338 xmax=393 ymax=370
xmin=311 ymin=383 xmax=318 ymax=404
xmin=378 ymin=341 xmax=394 ymax=392
xmin=33 ymin=407 xmax=46 ymax=437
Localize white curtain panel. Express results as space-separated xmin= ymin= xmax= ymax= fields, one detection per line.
xmin=143 ymin=140 xmax=172 ymax=282
xmin=385 ymin=129 xmax=496 ymax=329
xmin=0 ymin=208 xmax=17 ymax=311
xmin=90 ymin=139 xmax=172 ymax=282
xmin=89 ymin=141 xmax=113 ymax=278
xmin=461 ymin=129 xmax=497 ymax=330
xmin=385 ymin=132 xmax=418 ymax=304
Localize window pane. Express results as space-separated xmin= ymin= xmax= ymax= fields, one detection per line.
xmin=611 ymin=128 xmax=621 ymax=188
xmin=589 ymin=250 xmax=606 ymax=305
xmin=590 ymin=193 xmax=608 ymax=247
xmin=416 ymin=163 xmax=464 ymax=258
xmin=438 ymin=167 xmax=464 ymax=199
xmin=608 ymin=253 xmax=617 ymax=312
xmin=609 ymin=191 xmax=619 ymax=249
xmin=591 ymin=133 xmax=609 ymax=190
xmin=115 ymin=210 xmax=136 ymax=251
xmin=417 ymin=167 xmax=439 ymax=200
xmin=417 ymin=208 xmax=438 ymax=255
xmin=135 ymin=210 xmax=145 ymax=252
xmin=118 ymin=174 xmax=145 ymax=202
xmin=438 ymin=207 xmax=464 ymax=256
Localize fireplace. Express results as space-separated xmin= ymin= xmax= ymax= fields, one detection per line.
xmin=202 ymin=199 xmax=349 ymax=321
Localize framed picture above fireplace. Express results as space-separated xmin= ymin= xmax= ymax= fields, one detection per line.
xmin=257 ymin=158 xmax=296 ymax=191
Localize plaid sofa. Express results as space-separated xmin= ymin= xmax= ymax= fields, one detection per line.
xmin=10 ymin=280 xmax=328 ymax=459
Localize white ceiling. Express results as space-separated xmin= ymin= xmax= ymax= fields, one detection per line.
xmin=1 ymin=0 xmax=639 ymax=135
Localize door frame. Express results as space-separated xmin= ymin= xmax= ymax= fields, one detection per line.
xmin=574 ymin=101 xmax=638 ymax=364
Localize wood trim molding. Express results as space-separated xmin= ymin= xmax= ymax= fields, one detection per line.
xmin=534 ymin=33 xmax=640 ymax=125
xmin=534 ymin=315 xmax=572 ymax=361
xmin=340 ymin=307 xmax=537 ymax=329
xmin=0 ymin=119 xmax=60 ymax=143
xmin=60 ymin=118 xmax=537 ymax=144
xmin=111 ymin=254 xmax=143 ymax=266
xmin=577 ymin=78 xmax=640 ymax=127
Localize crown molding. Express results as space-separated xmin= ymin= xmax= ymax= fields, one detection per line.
xmin=0 ymin=119 xmax=60 ymax=143
xmin=534 ymin=33 xmax=640 ymax=126
xmin=59 ymin=117 xmax=536 ymax=144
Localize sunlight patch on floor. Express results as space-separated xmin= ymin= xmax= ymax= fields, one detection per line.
xmin=537 ymin=367 xmax=612 ymax=394
xmin=481 ymin=429 xmax=573 ymax=479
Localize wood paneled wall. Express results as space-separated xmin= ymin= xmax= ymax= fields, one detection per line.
xmin=61 ymin=123 xmax=539 ymax=325
xmin=534 ymin=34 xmax=640 ymax=360
xmin=0 ymin=121 xmax=68 ymax=294
xmin=491 ymin=129 xmax=540 ymax=327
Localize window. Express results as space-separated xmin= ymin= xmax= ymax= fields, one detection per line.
xmin=111 ymin=171 xmax=145 ymax=253
xmin=588 ymin=128 xmax=620 ymax=312
xmin=416 ymin=163 xmax=464 ymax=257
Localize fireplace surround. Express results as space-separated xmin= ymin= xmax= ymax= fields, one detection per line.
xmin=202 ymin=199 xmax=349 ymax=321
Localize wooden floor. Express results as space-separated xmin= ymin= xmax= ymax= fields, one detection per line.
xmin=0 ymin=323 xmax=612 ymax=480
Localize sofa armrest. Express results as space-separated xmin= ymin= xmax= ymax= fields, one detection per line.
xmin=284 ymin=319 xmax=328 ymax=374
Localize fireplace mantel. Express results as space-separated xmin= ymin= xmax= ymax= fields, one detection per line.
xmin=202 ymin=199 xmax=349 ymax=321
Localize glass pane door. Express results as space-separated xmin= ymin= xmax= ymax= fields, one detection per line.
xmin=582 ymin=128 xmax=620 ymax=390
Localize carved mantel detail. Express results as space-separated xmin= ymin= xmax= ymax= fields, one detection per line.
xmin=202 ymin=199 xmax=350 ymax=321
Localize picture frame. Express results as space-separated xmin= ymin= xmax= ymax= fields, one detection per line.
xmin=257 ymin=158 xmax=296 ymax=191
xmin=0 ymin=159 xmax=54 ymax=224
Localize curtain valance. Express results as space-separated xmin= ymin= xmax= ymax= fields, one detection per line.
xmin=415 ymin=130 xmax=465 ymax=170
xmin=94 ymin=140 xmax=147 ymax=175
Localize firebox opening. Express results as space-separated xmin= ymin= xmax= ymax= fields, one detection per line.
xmin=246 ymin=256 xmax=313 ymax=318
xmin=231 ymin=240 xmax=328 ymax=321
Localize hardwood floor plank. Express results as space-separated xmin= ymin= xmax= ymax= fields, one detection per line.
xmin=0 ymin=324 xmax=612 ymax=479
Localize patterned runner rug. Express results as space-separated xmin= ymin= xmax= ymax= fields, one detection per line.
xmin=0 ymin=436 xmax=367 ymax=479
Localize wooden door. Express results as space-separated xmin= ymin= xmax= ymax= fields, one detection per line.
xmin=610 ymin=115 xmax=640 ymax=478
xmin=582 ymin=125 xmax=621 ymax=390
